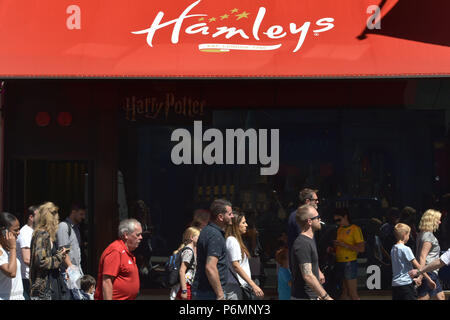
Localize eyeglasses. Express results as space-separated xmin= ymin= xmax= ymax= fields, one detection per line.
xmin=310 ymin=215 xmax=321 ymax=221
xmin=309 ymin=198 xmax=319 ymax=202
xmin=334 ymin=219 xmax=342 ymax=223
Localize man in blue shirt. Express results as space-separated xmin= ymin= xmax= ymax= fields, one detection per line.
xmin=287 ymin=188 xmax=319 ymax=271
xmin=192 ymin=199 xmax=234 ymax=300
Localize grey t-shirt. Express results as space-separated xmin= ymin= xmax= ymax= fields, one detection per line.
xmin=56 ymin=218 xmax=82 ymax=272
xmin=416 ymin=231 xmax=440 ymax=274
xmin=290 ymin=234 xmax=319 ymax=299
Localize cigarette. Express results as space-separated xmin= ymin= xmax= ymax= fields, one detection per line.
xmin=320 ymin=221 xmax=325 ymax=225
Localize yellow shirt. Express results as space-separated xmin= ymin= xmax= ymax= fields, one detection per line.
xmin=335 ymin=224 xmax=364 ymax=262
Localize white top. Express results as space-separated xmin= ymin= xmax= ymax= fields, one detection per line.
xmin=440 ymin=249 xmax=450 ymax=266
xmin=16 ymin=224 xmax=33 ymax=279
xmin=0 ymin=247 xmax=25 ymax=300
xmin=180 ymin=245 xmax=196 ymax=285
xmin=226 ymin=236 xmax=251 ymax=287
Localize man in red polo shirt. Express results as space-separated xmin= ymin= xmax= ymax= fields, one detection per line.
xmin=94 ymin=218 xmax=143 ymax=300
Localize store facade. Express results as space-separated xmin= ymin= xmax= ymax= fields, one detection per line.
xmin=1 ymin=79 xmax=449 ymax=280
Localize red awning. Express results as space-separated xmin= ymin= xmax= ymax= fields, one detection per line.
xmin=0 ymin=0 xmax=449 ymax=78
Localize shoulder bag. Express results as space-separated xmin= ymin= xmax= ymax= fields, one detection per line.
xmin=228 ymin=266 xmax=257 ymax=300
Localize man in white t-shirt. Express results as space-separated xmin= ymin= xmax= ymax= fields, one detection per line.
xmin=16 ymin=205 xmax=39 ymax=300
xmin=409 ymin=248 xmax=450 ymax=278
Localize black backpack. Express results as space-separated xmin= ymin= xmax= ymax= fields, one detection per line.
xmin=164 ymin=246 xmax=194 ymax=288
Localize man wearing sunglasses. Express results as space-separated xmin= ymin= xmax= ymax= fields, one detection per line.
xmin=291 ymin=204 xmax=332 ymax=300
xmin=287 ymin=188 xmax=319 ymax=271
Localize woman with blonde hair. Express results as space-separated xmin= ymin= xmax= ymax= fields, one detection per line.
xmin=170 ymin=227 xmax=200 ymax=300
xmin=416 ymin=209 xmax=444 ymax=300
xmin=224 ymin=211 xmax=264 ymax=300
xmin=29 ymin=202 xmax=71 ymax=300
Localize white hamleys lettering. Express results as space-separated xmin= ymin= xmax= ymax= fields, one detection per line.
xmin=132 ymin=0 xmax=335 ymax=53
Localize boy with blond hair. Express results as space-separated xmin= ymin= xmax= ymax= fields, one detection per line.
xmin=391 ymin=223 xmax=435 ymax=300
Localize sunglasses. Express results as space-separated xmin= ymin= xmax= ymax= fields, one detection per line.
xmin=334 ymin=218 xmax=342 ymax=223
xmin=309 ymin=198 xmax=319 ymax=202
xmin=310 ymin=215 xmax=321 ymax=221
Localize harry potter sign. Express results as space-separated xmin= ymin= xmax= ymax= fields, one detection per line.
xmin=122 ymin=93 xmax=210 ymax=124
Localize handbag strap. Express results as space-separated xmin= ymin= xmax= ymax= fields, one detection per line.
xmin=229 ymin=266 xmax=240 ymax=283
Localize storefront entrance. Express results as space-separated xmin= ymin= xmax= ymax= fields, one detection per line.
xmin=4 ymin=158 xmax=95 ymax=274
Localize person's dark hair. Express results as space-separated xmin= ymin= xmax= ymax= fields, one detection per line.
xmin=210 ymin=199 xmax=232 ymax=219
xmin=334 ymin=208 xmax=349 ymax=217
xmin=71 ymin=203 xmax=87 ymax=212
xmin=27 ymin=205 xmax=39 ymax=216
xmin=190 ymin=209 xmax=210 ymax=228
xmin=26 ymin=205 xmax=39 ymax=223
xmin=400 ymin=206 xmax=417 ymax=225
xmin=80 ymin=274 xmax=96 ymax=292
xmin=333 ymin=208 xmax=352 ymax=224
xmin=0 ymin=212 xmax=18 ymax=230
xmin=387 ymin=207 xmax=400 ymax=224
xmin=299 ymin=188 xmax=318 ymax=204
xmin=231 ymin=207 xmax=243 ymax=217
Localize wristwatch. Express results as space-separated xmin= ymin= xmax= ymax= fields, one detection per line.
xmin=182 ymin=289 xmax=188 ymax=294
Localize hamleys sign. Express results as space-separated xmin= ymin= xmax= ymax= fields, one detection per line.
xmin=131 ymin=0 xmax=335 ymax=53
xmin=0 ymin=0 xmax=449 ymax=77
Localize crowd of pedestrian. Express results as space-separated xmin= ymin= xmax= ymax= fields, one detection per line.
xmin=0 ymin=202 xmax=94 ymax=300
xmin=1 ymin=190 xmax=449 ymax=301
xmin=280 ymin=188 xmax=450 ymax=300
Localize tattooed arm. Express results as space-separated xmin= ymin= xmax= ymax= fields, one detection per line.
xmin=205 ymin=255 xmax=224 ymax=299
xmin=300 ymin=263 xmax=332 ymax=300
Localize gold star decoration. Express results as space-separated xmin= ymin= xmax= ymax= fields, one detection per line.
xmin=209 ymin=17 xmax=216 ymax=22
xmin=220 ymin=14 xmax=229 ymax=20
xmin=236 ymin=11 xmax=250 ymax=20
xmin=198 ymin=17 xmax=205 ymax=21
xmin=230 ymin=8 xmax=239 ymax=13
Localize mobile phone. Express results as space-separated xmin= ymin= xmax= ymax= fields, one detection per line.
xmin=1 ymin=229 xmax=6 ymax=237
xmin=59 ymin=245 xmax=71 ymax=252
